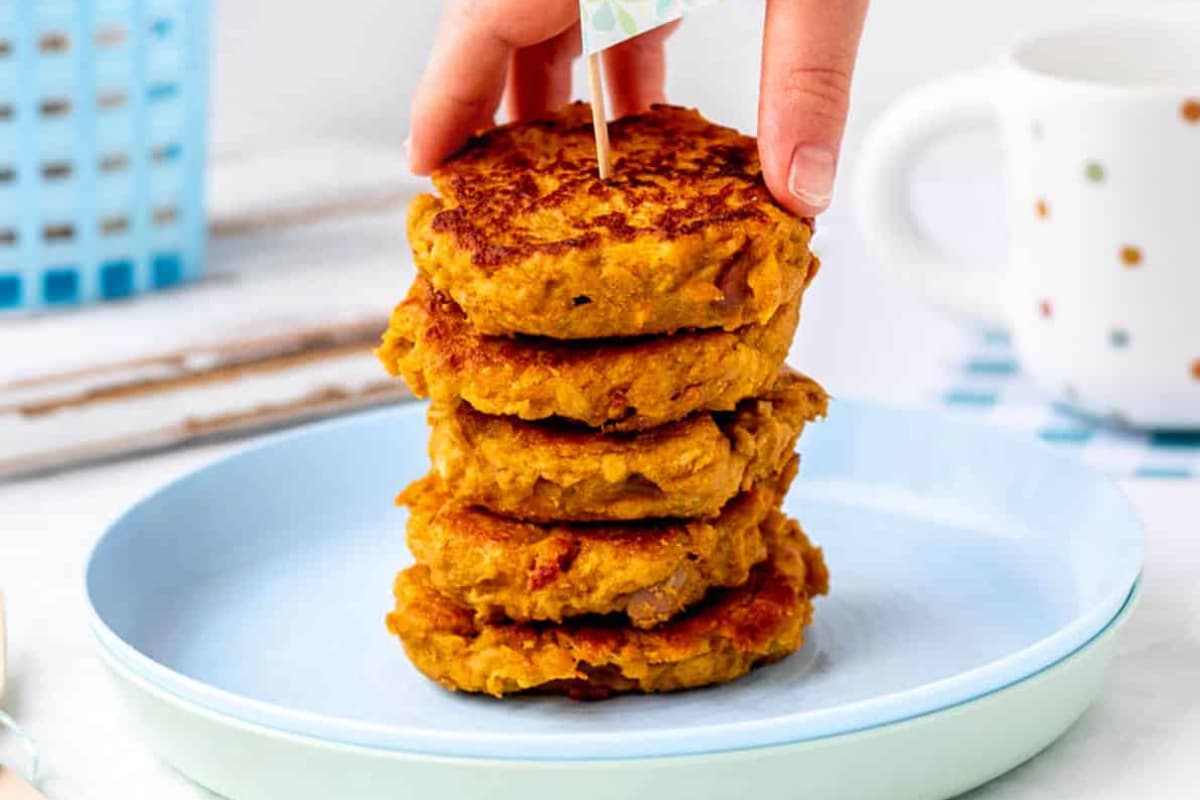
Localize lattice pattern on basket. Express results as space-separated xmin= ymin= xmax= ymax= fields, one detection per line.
xmin=0 ymin=0 xmax=208 ymax=313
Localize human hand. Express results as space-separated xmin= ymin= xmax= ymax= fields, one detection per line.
xmin=407 ymin=0 xmax=868 ymax=217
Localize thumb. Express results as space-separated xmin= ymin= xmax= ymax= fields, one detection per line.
xmin=758 ymin=0 xmax=868 ymax=217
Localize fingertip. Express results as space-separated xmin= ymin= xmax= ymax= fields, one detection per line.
xmin=756 ymin=75 xmax=845 ymax=217
xmin=403 ymin=122 xmax=440 ymax=176
xmin=408 ymin=74 xmax=497 ymax=175
xmin=758 ymin=137 xmax=830 ymax=218
xmin=407 ymin=88 xmax=446 ymax=176
xmin=764 ymin=181 xmax=824 ymax=219
xmin=403 ymin=134 xmax=417 ymax=174
xmin=758 ymin=0 xmax=866 ymax=216
xmin=407 ymin=135 xmax=461 ymax=176
xmin=405 ymin=115 xmax=464 ymax=176
xmin=786 ymin=144 xmax=836 ymax=215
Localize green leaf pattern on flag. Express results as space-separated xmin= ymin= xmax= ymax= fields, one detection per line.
xmin=581 ymin=0 xmax=721 ymax=54
xmin=617 ymin=6 xmax=637 ymax=35
xmin=589 ymin=1 xmax=615 ymax=32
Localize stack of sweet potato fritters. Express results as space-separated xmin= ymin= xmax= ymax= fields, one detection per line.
xmin=376 ymin=103 xmax=829 ymax=699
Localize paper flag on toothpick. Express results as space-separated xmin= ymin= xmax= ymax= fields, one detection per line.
xmin=580 ymin=0 xmax=722 ymax=177
xmin=580 ymin=0 xmax=722 ymax=54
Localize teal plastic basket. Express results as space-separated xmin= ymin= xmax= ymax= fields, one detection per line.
xmin=0 ymin=0 xmax=209 ymax=314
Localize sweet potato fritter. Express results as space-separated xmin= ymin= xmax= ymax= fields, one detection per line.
xmin=408 ymin=103 xmax=818 ymax=340
xmin=400 ymin=456 xmax=796 ymax=630
xmin=426 ymin=369 xmax=827 ymax=522
xmin=377 ymin=277 xmax=800 ymax=431
xmin=387 ymin=511 xmax=828 ymax=698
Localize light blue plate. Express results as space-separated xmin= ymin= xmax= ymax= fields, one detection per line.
xmin=85 ymin=400 xmax=1143 ymax=761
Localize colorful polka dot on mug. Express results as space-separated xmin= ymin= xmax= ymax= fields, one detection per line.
xmin=1039 ymin=299 xmax=1053 ymax=319
xmin=1183 ymin=99 xmax=1200 ymax=124
xmin=1084 ymin=162 xmax=1105 ymax=182
xmin=1035 ymin=199 xmax=1049 ymax=219
xmin=1120 ymin=246 xmax=1143 ymax=268
xmin=1192 ymin=359 xmax=1200 ymax=380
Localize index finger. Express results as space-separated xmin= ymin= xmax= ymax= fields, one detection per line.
xmin=408 ymin=0 xmax=579 ymax=174
xmin=758 ymin=0 xmax=868 ymax=216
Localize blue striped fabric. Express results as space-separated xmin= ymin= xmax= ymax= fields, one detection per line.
xmin=941 ymin=330 xmax=1200 ymax=480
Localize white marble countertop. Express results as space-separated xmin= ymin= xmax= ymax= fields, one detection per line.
xmin=1 ymin=198 xmax=1197 ymax=798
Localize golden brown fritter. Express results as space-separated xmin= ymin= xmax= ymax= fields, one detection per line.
xmin=408 ymin=103 xmax=818 ymax=340
xmin=377 ymin=277 xmax=800 ymax=431
xmin=386 ymin=512 xmax=828 ymax=698
xmin=426 ymin=369 xmax=827 ymax=522
xmin=401 ymin=456 xmax=796 ymax=629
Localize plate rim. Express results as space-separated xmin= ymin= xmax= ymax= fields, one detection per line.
xmin=83 ymin=399 xmax=1145 ymax=760
xmin=92 ymin=580 xmax=1142 ymax=763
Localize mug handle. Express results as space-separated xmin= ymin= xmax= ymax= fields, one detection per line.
xmin=854 ymin=70 xmax=1008 ymax=327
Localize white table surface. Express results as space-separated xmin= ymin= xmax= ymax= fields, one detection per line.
xmin=1 ymin=197 xmax=1197 ymax=798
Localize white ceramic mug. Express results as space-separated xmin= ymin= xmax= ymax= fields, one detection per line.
xmin=856 ymin=20 xmax=1200 ymax=429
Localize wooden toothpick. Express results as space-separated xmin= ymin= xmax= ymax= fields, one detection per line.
xmin=585 ymin=53 xmax=612 ymax=179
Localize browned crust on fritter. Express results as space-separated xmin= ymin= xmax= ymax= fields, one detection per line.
xmin=409 ymin=103 xmax=818 ymax=339
xmin=427 ymin=369 xmax=828 ymax=522
xmin=376 ymin=277 xmax=800 ymax=430
xmin=401 ymin=455 xmax=797 ymax=628
xmin=387 ymin=512 xmax=828 ymax=698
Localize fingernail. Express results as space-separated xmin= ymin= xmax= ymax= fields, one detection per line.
xmin=787 ymin=145 xmax=836 ymax=211
xmin=403 ymin=134 xmax=414 ymax=171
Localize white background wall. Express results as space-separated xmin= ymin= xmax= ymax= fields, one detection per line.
xmin=209 ymin=0 xmax=1194 ymax=170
